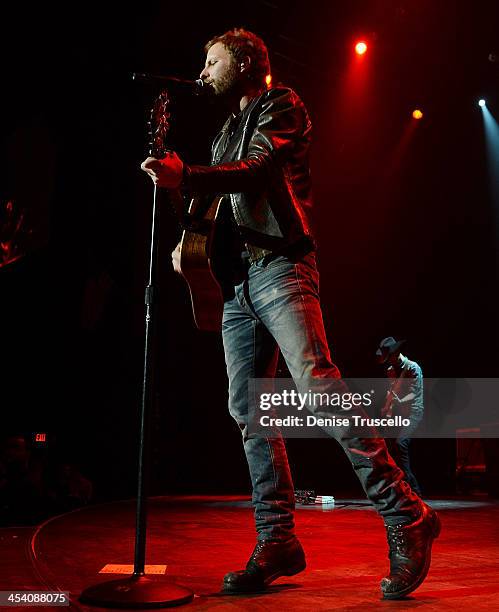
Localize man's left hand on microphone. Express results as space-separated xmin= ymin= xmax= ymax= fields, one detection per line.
xmin=141 ymin=151 xmax=184 ymax=188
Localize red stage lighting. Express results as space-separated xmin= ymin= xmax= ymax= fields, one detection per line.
xmin=355 ymin=41 xmax=367 ymax=55
xmin=412 ymin=109 xmax=423 ymax=120
xmin=265 ymin=74 xmax=272 ymax=88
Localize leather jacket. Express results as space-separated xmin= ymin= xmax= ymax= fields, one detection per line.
xmin=183 ymin=87 xmax=315 ymax=261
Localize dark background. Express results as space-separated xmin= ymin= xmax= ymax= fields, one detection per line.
xmin=1 ymin=1 xmax=499 ymax=508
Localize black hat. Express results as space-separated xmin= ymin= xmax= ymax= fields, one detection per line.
xmin=376 ymin=337 xmax=405 ymax=364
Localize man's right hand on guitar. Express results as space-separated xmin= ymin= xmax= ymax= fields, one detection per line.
xmin=172 ymin=242 xmax=182 ymax=274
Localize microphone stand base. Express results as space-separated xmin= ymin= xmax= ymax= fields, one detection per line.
xmin=79 ymin=574 xmax=194 ymax=608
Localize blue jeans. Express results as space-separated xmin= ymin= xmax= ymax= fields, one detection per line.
xmin=395 ymin=438 xmax=423 ymax=497
xmin=222 ymin=251 xmax=420 ymax=541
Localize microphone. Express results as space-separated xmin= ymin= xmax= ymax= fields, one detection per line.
xmin=132 ymin=73 xmax=207 ymax=95
xmin=194 ymin=79 xmax=208 ymax=95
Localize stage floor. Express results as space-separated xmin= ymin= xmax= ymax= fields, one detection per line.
xmin=1 ymin=495 xmax=498 ymax=611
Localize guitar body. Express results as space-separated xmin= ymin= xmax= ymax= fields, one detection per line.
xmin=178 ymin=195 xmax=225 ymax=332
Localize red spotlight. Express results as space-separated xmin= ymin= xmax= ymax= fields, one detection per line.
xmin=265 ymin=74 xmax=272 ymax=88
xmin=412 ymin=109 xmax=423 ymax=120
xmin=355 ymin=41 xmax=367 ymax=55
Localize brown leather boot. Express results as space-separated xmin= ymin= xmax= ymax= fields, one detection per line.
xmin=381 ymin=502 xmax=441 ymax=599
xmin=222 ymin=538 xmax=306 ymax=593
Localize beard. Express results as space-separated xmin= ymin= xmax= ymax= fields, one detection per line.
xmin=211 ymin=61 xmax=240 ymax=98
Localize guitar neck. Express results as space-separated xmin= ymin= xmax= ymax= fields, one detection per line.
xmin=167 ymin=188 xmax=185 ymax=226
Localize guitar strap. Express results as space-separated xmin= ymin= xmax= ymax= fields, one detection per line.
xmin=185 ymin=96 xmax=261 ymax=230
xmin=216 ymin=94 xmax=262 ymax=164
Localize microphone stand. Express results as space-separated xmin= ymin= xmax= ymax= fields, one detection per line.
xmin=80 ymin=100 xmax=194 ymax=606
xmin=132 ymin=72 xmax=206 ymax=95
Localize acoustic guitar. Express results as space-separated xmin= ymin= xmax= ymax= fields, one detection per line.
xmin=148 ymin=90 xmax=224 ymax=332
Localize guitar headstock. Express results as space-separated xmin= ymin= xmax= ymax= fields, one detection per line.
xmin=148 ymin=90 xmax=171 ymax=158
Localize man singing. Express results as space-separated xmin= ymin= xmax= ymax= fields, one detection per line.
xmin=141 ymin=28 xmax=440 ymax=599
